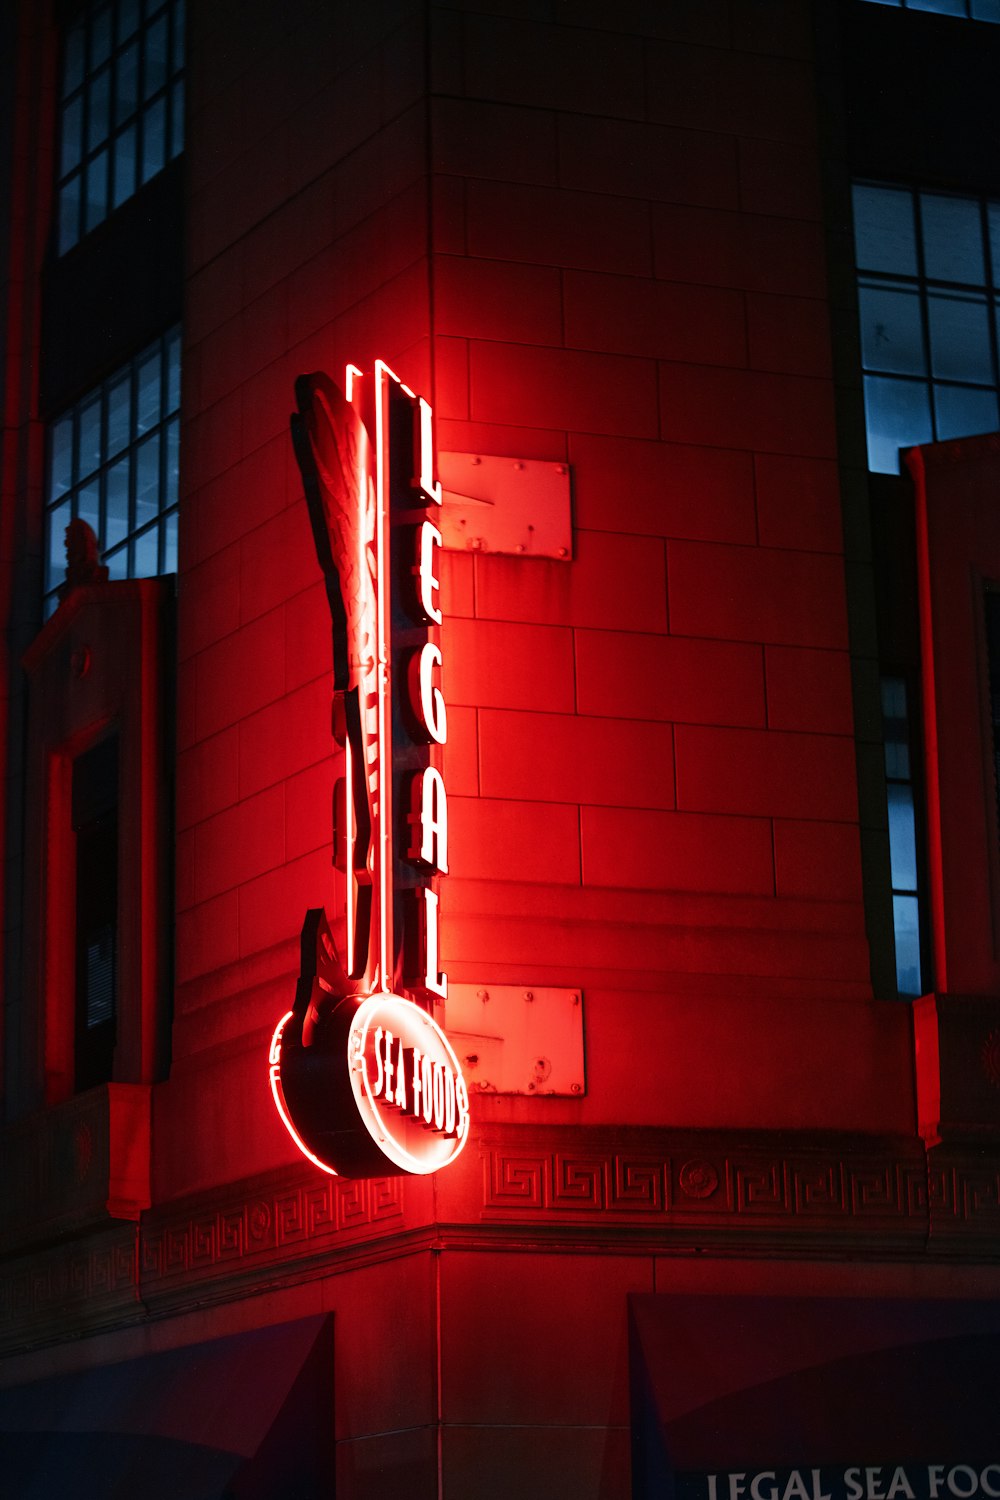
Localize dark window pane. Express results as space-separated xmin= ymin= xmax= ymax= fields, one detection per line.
xmin=79 ymin=481 xmax=100 ymax=535
xmin=90 ymin=6 xmax=113 ymax=68
xmin=63 ymin=26 xmax=85 ymax=96
xmin=105 ymin=544 xmax=129 ymax=580
xmin=144 ymin=14 xmax=168 ymax=96
xmin=853 ymin=184 xmax=918 ymax=275
xmin=59 ymin=177 xmax=82 ymax=254
xmin=141 ymin=97 xmax=166 ymax=183
xmin=105 ymin=456 xmax=130 ymax=550
xmin=48 ymin=500 xmax=71 ymax=592
xmin=910 ymin=0 xmax=966 ymax=12
xmin=859 ymin=281 xmax=925 ymax=375
xmin=136 ymin=350 xmax=161 ymax=433
xmin=118 ymin=0 xmax=140 ymax=42
xmin=166 ymin=328 xmax=181 ymax=412
xmin=49 ymin=416 xmax=74 ymax=500
xmin=885 ymin=739 xmax=911 ymax=781
xmin=84 ymin=149 xmax=109 ymax=233
xmin=887 ymin=783 xmax=919 ymax=891
xmin=927 ymin=291 xmax=993 ymax=382
xmin=135 ymin=433 xmax=160 ymax=527
xmin=893 ymin=894 xmax=922 ymax=995
xmin=920 ymin=193 xmax=985 ymax=283
xmin=863 ymin=374 xmax=933 ymax=473
xmin=881 ymin=677 xmax=911 ymax=780
xmin=88 ymin=66 xmax=111 ymax=151
xmin=170 ymin=77 xmax=184 ymax=158
xmin=972 ymin=0 xmax=1000 ymax=17
xmin=165 ymin=416 xmax=180 ymax=508
xmin=79 ymin=396 xmax=102 ymax=480
xmin=61 ymin=94 xmax=83 ymax=175
xmin=116 ymin=41 xmax=140 ymax=124
xmin=173 ymin=1 xmax=186 ymax=73
xmin=163 ymin=510 xmax=178 ymax=573
xmin=988 ymin=204 xmax=1000 ymax=285
xmin=933 ymin=382 xmax=999 ymax=440
xmin=112 ymin=126 xmax=137 ymax=209
xmin=107 ymin=374 xmax=131 ymax=456
xmin=85 ymin=929 xmax=116 ymax=1028
xmin=133 ymin=525 xmax=158 ymax=577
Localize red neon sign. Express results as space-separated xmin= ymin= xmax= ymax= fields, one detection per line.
xmin=269 ymin=362 xmax=466 ymax=1178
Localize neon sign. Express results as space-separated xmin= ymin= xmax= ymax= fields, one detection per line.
xmin=269 ymin=361 xmax=468 ymax=1178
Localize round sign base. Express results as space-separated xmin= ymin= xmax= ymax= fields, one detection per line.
xmin=270 ymin=990 xmax=470 ymax=1178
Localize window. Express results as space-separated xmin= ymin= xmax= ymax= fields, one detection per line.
xmin=58 ymin=0 xmax=185 ymax=256
xmin=854 ymin=183 xmax=1000 ymax=472
xmin=861 ymin=0 xmax=1000 ymax=18
xmin=881 ymin=676 xmax=925 ymax=994
xmin=44 ymin=327 xmax=180 ymax=616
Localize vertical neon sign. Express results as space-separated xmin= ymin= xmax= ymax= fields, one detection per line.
xmin=268 ymin=362 xmax=468 ymax=1178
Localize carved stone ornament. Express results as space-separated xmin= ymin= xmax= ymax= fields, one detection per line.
xmin=58 ymin=518 xmax=108 ymax=601
xmin=678 ymin=1159 xmax=720 ymax=1199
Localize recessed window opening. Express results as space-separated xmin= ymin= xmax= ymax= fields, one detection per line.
xmin=854 ymin=183 xmax=1000 ymax=472
xmin=73 ymin=734 xmax=119 ymax=1091
xmin=57 ymin=0 xmax=185 ymax=255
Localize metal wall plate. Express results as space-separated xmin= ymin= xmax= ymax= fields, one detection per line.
xmin=438 ymin=453 xmax=572 ymax=559
xmin=444 ymin=984 xmax=585 ymax=1096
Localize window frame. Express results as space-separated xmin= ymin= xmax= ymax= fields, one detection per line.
xmin=56 ymin=0 xmax=185 ymax=256
xmin=43 ymin=325 xmax=181 ymax=616
xmin=854 ymin=181 xmax=1000 ymax=473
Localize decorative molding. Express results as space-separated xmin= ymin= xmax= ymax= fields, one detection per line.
xmin=479 ymin=1129 xmax=937 ymax=1250
xmin=0 ymin=1164 xmax=406 ymax=1353
xmin=927 ymin=1150 xmax=1000 ymax=1246
xmin=139 ymin=1167 xmax=404 ymax=1303
xmin=0 ymin=1226 xmax=139 ymax=1349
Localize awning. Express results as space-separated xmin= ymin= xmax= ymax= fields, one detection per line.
xmin=630 ymin=1295 xmax=1000 ymax=1500
xmin=0 ymin=1314 xmax=333 ymax=1499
